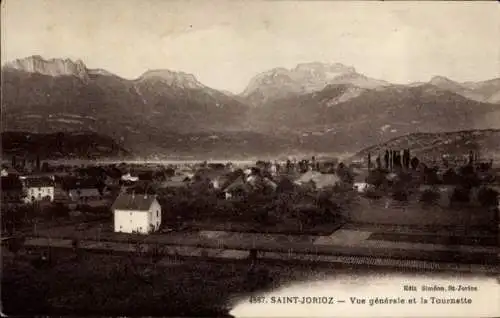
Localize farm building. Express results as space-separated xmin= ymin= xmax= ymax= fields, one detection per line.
xmin=112 ymin=193 xmax=161 ymax=234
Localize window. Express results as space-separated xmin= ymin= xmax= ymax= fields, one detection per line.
xmin=157 ymin=210 xmax=159 ymax=218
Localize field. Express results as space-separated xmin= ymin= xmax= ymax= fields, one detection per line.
xmin=0 ymin=247 xmax=389 ymax=316
xmin=350 ymin=197 xmax=497 ymax=228
xmin=4 ymin=245 xmax=498 ymax=317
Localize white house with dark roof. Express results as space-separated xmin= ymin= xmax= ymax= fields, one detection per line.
xmin=23 ymin=177 xmax=55 ymax=203
xmin=112 ymin=193 xmax=161 ymax=234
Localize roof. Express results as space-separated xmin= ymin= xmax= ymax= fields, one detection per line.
xmin=69 ymin=188 xmax=100 ymax=197
xmin=1 ymin=176 xmax=23 ymax=191
xmin=161 ymin=177 xmax=189 ymax=188
xmin=121 ymin=173 xmax=139 ymax=182
xmin=263 ymin=177 xmax=278 ymax=190
xmin=1 ymin=166 xmax=19 ymax=176
xmin=63 ymin=177 xmax=100 ymax=190
xmin=295 ymin=171 xmax=323 ymax=184
xmin=111 ymin=193 xmax=158 ymax=211
xmin=313 ymin=174 xmax=341 ymax=189
xmin=294 ymin=171 xmax=340 ymax=189
xmin=223 ymin=176 xmax=251 ymax=193
xmin=354 ymin=171 xmax=370 ymax=183
xmin=24 ymin=177 xmax=55 ymax=188
xmin=194 ymin=168 xmax=230 ymax=181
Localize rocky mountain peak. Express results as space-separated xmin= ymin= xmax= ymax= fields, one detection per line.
xmin=138 ymin=69 xmax=205 ymax=89
xmin=3 ymin=55 xmax=89 ymax=79
xmin=430 ymin=75 xmax=458 ymax=85
xmin=241 ymin=62 xmax=357 ymax=97
xmin=294 ymin=62 xmax=356 ymax=74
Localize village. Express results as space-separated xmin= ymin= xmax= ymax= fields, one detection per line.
xmin=2 ymin=149 xmax=500 ymax=316
xmin=2 ymin=148 xmax=499 ymax=262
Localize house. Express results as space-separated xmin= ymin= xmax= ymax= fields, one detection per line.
xmin=294 ymin=171 xmax=322 ymax=185
xmin=69 ymin=188 xmax=102 ymax=203
xmin=61 ymin=177 xmax=103 ymax=203
xmin=313 ymin=174 xmax=341 ymax=189
xmin=193 ymin=168 xmax=231 ymax=189
xmin=1 ymin=176 xmax=24 ymax=204
xmin=222 ymin=176 xmax=252 ymax=200
xmin=1 ymin=166 xmax=19 ymax=177
xmin=160 ymin=175 xmax=191 ymax=189
xmin=23 ymin=177 xmax=55 ymax=203
xmin=245 ymin=174 xmax=277 ymax=192
xmin=294 ymin=171 xmax=341 ymax=190
xmin=269 ymin=162 xmax=279 ymax=176
xmin=353 ymin=172 xmax=372 ymax=193
xmin=112 ymin=193 xmax=162 ymax=234
xmin=121 ymin=172 xmax=139 ymax=183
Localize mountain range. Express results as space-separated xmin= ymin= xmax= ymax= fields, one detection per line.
xmin=2 ymin=55 xmax=500 ymax=158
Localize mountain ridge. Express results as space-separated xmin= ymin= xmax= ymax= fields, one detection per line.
xmin=2 ymin=55 xmax=500 ymax=157
xmin=240 ymin=62 xmax=391 ymax=106
xmin=353 ymin=129 xmax=500 ymax=161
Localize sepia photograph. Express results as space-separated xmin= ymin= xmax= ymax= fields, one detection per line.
xmin=1 ymin=0 xmax=499 ymax=316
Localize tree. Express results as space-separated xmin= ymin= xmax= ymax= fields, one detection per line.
xmin=41 ymin=162 xmax=50 ymax=172
xmin=404 ymin=150 xmax=410 ymax=168
xmin=336 ymin=163 xmax=354 ymax=184
xmin=366 ymin=169 xmax=388 ymax=188
xmin=451 ymin=186 xmax=470 ymax=204
xmin=420 ymin=188 xmax=440 ymax=205
xmin=410 ymin=157 xmax=420 ymax=170
xmin=392 ymin=179 xmax=409 ymax=201
xmin=165 ymin=167 xmax=176 ymax=178
xmin=7 ymin=236 xmax=25 ymax=255
xmin=423 ymin=167 xmax=440 ymax=185
xmin=457 ymin=164 xmax=480 ymax=189
xmin=442 ymin=168 xmax=459 ymax=185
xmin=384 ymin=150 xmax=390 ymax=170
xmin=393 ymin=150 xmax=402 ymax=169
xmin=477 ymin=187 xmax=498 ymax=207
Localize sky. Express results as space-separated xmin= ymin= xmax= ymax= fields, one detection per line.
xmin=1 ymin=0 xmax=499 ymax=93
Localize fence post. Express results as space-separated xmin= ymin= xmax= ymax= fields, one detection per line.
xmin=497 ymin=204 xmax=500 ymax=260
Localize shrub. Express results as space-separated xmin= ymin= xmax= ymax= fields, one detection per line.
xmin=392 ymin=190 xmax=409 ymax=201
xmin=477 ymin=187 xmax=499 ymax=207
xmin=451 ymin=187 xmax=470 ymax=203
xmin=7 ymin=237 xmax=25 ymax=254
xmin=420 ymin=189 xmax=440 ymax=204
xmin=364 ymin=188 xmax=382 ymax=199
